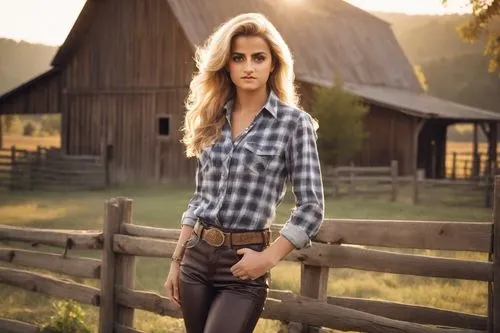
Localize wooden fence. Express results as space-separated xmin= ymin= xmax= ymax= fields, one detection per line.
xmin=445 ymin=152 xmax=499 ymax=180
xmin=1 ymin=179 xmax=499 ymax=332
xmin=0 ymin=146 xmax=107 ymax=191
xmin=323 ymin=161 xmax=399 ymax=201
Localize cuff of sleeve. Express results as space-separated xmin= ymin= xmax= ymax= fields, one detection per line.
xmin=181 ymin=212 xmax=198 ymax=227
xmin=279 ymin=223 xmax=311 ymax=249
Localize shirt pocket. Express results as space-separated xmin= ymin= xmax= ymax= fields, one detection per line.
xmin=242 ymin=141 xmax=282 ymax=176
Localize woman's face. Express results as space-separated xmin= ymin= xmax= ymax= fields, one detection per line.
xmin=227 ymin=35 xmax=275 ymax=94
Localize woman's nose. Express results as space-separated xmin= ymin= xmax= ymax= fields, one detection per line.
xmin=243 ymin=61 xmax=254 ymax=73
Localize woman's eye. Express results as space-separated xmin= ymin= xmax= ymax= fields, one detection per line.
xmin=232 ymin=55 xmax=244 ymax=62
xmin=254 ymin=55 xmax=266 ymax=63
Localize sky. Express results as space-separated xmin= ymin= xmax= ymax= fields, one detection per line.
xmin=0 ymin=0 xmax=472 ymax=46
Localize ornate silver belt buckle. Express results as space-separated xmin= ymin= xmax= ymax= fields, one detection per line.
xmin=203 ymin=227 xmax=225 ymax=247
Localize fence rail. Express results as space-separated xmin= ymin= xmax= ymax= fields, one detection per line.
xmin=323 ymin=160 xmax=399 ymax=201
xmin=0 ymin=145 xmax=107 ymax=191
xmin=445 ymin=151 xmax=500 ymax=180
xmin=1 ymin=177 xmax=499 ymax=332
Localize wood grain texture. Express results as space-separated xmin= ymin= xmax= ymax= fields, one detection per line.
xmin=0 ymin=248 xmax=101 ymax=279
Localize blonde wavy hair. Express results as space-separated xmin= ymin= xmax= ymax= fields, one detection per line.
xmin=181 ymin=13 xmax=299 ymax=157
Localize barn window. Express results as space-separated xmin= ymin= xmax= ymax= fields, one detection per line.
xmin=158 ymin=116 xmax=170 ymax=137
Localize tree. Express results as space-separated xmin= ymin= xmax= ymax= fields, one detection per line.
xmin=310 ymin=82 xmax=368 ymax=167
xmin=23 ymin=122 xmax=36 ymax=136
xmin=443 ymin=0 xmax=500 ymax=73
xmin=413 ymin=65 xmax=429 ymax=92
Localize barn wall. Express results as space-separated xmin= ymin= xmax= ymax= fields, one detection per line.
xmin=358 ymin=105 xmax=414 ymax=174
xmin=62 ymin=0 xmax=196 ymax=183
xmin=297 ymin=82 xmax=415 ymax=175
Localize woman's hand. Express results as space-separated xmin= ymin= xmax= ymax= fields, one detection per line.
xmin=230 ymin=248 xmax=276 ymax=280
xmin=163 ymin=263 xmax=182 ymax=308
xmin=230 ymin=236 xmax=296 ymax=280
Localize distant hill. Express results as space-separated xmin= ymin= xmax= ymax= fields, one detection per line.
xmin=372 ymin=12 xmax=488 ymax=64
xmin=0 ymin=38 xmax=57 ymax=94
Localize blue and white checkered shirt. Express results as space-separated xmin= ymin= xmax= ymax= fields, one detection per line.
xmin=181 ymin=90 xmax=324 ymax=249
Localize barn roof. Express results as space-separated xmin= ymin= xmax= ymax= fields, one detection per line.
xmin=51 ymin=0 xmax=422 ymax=92
xmin=344 ymin=83 xmax=500 ymax=121
xmin=0 ymin=68 xmax=59 ymax=105
xmin=304 ymin=75 xmax=500 ymax=121
xmin=5 ymin=0 xmax=499 ymax=122
xmin=166 ymin=0 xmax=423 ymax=92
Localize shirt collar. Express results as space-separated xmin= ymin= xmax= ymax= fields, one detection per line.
xmin=223 ymin=90 xmax=279 ymax=119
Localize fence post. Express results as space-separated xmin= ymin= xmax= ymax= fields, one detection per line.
xmin=30 ymin=146 xmax=42 ymax=190
xmin=99 ymin=198 xmax=121 ymax=333
xmin=491 ymin=176 xmax=500 ymax=333
xmin=332 ymin=167 xmax=339 ymax=198
xmin=348 ymin=161 xmax=355 ymax=195
xmin=451 ymin=152 xmax=457 ymax=180
xmin=0 ymin=116 xmax=3 ymax=149
xmin=391 ymin=160 xmax=398 ymax=202
xmin=9 ymin=146 xmax=16 ymax=190
xmin=299 ymin=264 xmax=329 ymax=333
xmin=115 ymin=198 xmax=136 ymax=328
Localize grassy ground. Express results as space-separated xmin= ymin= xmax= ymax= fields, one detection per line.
xmin=2 ymin=135 xmax=60 ymax=150
xmin=0 ymin=135 xmax=492 ymax=332
xmin=0 ymin=183 xmax=492 ymax=332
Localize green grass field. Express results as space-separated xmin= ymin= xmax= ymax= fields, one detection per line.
xmin=0 ymin=183 xmax=492 ymax=333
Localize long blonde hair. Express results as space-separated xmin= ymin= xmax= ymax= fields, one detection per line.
xmin=181 ymin=13 xmax=299 ymax=157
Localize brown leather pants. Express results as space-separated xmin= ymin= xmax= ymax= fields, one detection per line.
xmin=179 ymin=233 xmax=269 ymax=333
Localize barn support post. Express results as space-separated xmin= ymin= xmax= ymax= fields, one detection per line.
xmin=472 ymin=123 xmax=480 ymax=180
xmin=0 ymin=116 xmax=3 ymax=149
xmin=412 ymin=118 xmax=426 ymax=204
xmin=483 ymin=122 xmax=498 ymax=208
xmin=489 ymin=122 xmax=498 ymax=176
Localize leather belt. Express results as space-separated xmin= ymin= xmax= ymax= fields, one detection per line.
xmin=193 ymin=220 xmax=270 ymax=248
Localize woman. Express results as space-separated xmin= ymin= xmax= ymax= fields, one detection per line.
xmin=164 ymin=12 xmax=324 ymax=333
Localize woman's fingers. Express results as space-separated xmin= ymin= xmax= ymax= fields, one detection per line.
xmin=172 ymin=278 xmax=180 ymax=305
xmin=164 ymin=278 xmax=181 ymax=308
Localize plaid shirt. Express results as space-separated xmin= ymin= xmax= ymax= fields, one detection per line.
xmin=181 ymin=90 xmax=324 ymax=249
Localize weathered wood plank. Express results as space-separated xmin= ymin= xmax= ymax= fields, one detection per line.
xmin=116 ymin=286 xmax=182 ymax=318
xmin=115 ymin=199 xmax=136 ymax=327
xmin=274 ymin=290 xmax=486 ymax=330
xmin=0 ymin=248 xmax=101 ymax=279
xmin=0 ymin=317 xmax=39 ymax=333
xmin=113 ymin=235 xmax=177 ymax=257
xmin=114 ymin=234 xmax=491 ymax=281
xmin=0 ymin=267 xmax=100 ymax=306
xmin=289 ymin=243 xmax=492 ymax=281
xmin=115 ymin=323 xmax=145 ymax=333
xmin=121 ymin=224 xmax=180 ymax=240
xmin=123 ymin=221 xmax=492 ymax=252
xmin=264 ymin=291 xmax=485 ymax=333
xmin=0 ymin=224 xmax=103 ymax=249
xmin=331 ymin=166 xmax=391 ymax=173
xmin=311 ymin=219 xmax=492 ymax=252
xmin=99 ymin=198 xmax=121 ymax=333
xmin=322 ymin=294 xmax=486 ymax=331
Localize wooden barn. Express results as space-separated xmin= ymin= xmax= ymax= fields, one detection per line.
xmin=0 ymin=0 xmax=499 ymax=184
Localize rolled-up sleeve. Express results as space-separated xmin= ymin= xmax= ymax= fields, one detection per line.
xmin=280 ymin=112 xmax=324 ymax=249
xmin=181 ymin=159 xmax=203 ymax=227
